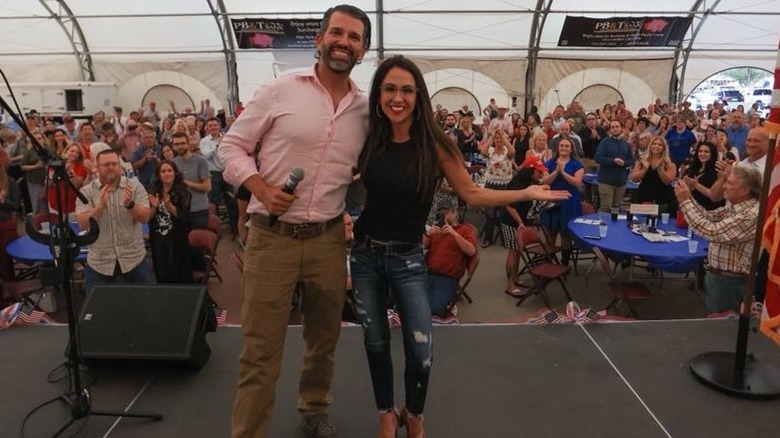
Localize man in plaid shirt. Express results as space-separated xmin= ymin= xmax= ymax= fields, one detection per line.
xmin=675 ymin=166 xmax=762 ymax=313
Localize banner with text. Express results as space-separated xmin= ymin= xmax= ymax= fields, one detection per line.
xmin=558 ymin=16 xmax=693 ymax=48
xmin=231 ymin=18 xmax=321 ymax=49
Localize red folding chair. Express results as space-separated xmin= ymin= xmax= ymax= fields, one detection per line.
xmin=516 ymin=228 xmax=572 ymax=308
xmin=188 ymin=229 xmax=221 ymax=284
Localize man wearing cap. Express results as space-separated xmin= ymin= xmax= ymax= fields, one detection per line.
xmin=118 ymin=119 xmax=141 ymax=162
xmin=60 ymin=113 xmax=78 ymax=140
xmin=675 ymin=166 xmax=761 ymax=313
xmin=488 ymin=106 xmax=514 ymax=137
xmin=423 ymin=199 xmax=477 ymax=316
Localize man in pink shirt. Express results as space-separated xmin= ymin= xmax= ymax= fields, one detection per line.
xmin=219 ymin=5 xmax=371 ymax=438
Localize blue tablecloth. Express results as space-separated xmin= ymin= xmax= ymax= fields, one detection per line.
xmin=583 ymin=173 xmax=639 ymax=190
xmin=567 ymin=213 xmax=707 ymax=273
xmin=5 ymin=223 xmax=149 ymax=264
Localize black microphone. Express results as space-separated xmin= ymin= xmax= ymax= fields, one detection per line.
xmin=269 ymin=167 xmax=305 ymax=226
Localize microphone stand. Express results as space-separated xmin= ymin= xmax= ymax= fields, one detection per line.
xmin=0 ymin=97 xmax=162 ymax=436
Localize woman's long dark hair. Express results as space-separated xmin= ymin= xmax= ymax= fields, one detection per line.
xmin=150 ymin=159 xmax=188 ymax=205
xmin=360 ymin=55 xmax=459 ymax=206
xmin=687 ymin=141 xmax=718 ymax=177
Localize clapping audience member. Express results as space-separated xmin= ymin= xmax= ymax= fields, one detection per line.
xmin=76 ymin=149 xmax=152 ymax=295
xmin=540 ymin=137 xmax=584 ymax=265
xmin=47 ymin=144 xmax=88 ymax=221
xmin=675 ymin=166 xmax=761 ymax=313
xmin=478 ymin=127 xmax=515 ymax=248
xmin=147 ymin=160 xmax=193 ymax=283
xmin=512 ymin=123 xmax=531 ymax=168
xmin=630 ymin=136 xmax=677 ymax=216
xmin=595 ymin=120 xmax=634 ymax=211
xmin=682 ymin=142 xmax=724 ymax=211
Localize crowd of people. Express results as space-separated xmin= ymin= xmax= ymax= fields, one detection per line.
xmin=0 ymin=3 xmax=774 ymax=438
xmin=432 ymin=86 xmax=770 ymax=320
xmin=0 ymin=95 xmax=243 ymax=297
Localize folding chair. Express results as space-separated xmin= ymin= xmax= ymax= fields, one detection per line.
xmin=0 ymin=277 xmax=51 ymax=310
xmin=205 ymin=213 xmax=224 ymax=280
xmin=188 ymin=229 xmax=221 ymax=284
xmin=516 ymin=228 xmax=572 ymax=308
xmin=570 ymin=201 xmax=599 ymax=278
xmin=446 ymin=251 xmax=480 ymax=315
xmin=590 ymin=246 xmax=653 ymax=318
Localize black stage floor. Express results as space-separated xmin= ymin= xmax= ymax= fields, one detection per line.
xmin=3 ymin=320 xmax=780 ymax=437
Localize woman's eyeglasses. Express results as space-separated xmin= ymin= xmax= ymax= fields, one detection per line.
xmin=380 ymin=84 xmax=417 ymax=96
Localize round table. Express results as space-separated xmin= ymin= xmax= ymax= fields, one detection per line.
xmin=6 ymin=223 xmax=149 ymax=264
xmin=567 ymin=213 xmax=707 ymax=273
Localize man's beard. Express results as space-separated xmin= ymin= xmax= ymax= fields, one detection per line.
xmin=320 ymin=45 xmax=358 ymax=73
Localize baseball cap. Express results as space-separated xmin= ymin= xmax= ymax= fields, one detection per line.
xmin=437 ymin=199 xmax=456 ymax=211
xmin=521 ymin=156 xmax=547 ymax=173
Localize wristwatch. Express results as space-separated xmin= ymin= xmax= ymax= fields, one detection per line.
xmin=125 ymin=201 xmax=135 ymax=209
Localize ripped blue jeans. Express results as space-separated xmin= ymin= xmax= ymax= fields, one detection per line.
xmin=350 ymin=241 xmax=433 ymax=415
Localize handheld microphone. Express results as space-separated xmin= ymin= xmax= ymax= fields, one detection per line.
xmin=269 ymin=167 xmax=305 ymax=226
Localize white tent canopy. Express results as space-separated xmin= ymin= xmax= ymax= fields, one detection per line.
xmin=0 ymin=0 xmax=777 ymax=116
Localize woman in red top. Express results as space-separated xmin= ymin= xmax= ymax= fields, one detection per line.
xmin=47 ymin=143 xmax=88 ymax=221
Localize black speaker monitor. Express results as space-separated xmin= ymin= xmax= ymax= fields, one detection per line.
xmin=78 ymin=284 xmax=214 ymax=369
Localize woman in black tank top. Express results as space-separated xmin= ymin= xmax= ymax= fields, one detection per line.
xmin=352 ymin=55 xmax=571 ymax=438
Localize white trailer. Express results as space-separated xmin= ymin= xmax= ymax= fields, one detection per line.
xmin=1 ymin=82 xmax=117 ymax=119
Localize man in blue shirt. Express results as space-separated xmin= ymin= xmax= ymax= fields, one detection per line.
xmin=726 ymin=111 xmax=749 ymax=158
xmin=131 ymin=131 xmax=161 ymax=187
xmin=665 ymin=116 xmax=696 ymax=165
xmin=595 ymin=120 xmax=634 ymax=211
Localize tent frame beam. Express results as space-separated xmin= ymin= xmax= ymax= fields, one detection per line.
xmin=37 ymin=0 xmax=94 ymax=81
xmin=675 ymin=0 xmax=722 ymax=104
xmin=525 ymin=0 xmax=553 ymax=114
xmin=206 ymin=0 xmax=239 ymax=114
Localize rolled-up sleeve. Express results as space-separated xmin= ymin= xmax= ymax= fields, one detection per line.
xmin=219 ymin=85 xmax=274 ymax=187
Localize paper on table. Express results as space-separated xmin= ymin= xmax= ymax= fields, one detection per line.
xmin=665 ymin=235 xmax=689 ymax=242
xmin=641 ymin=232 xmax=669 ymax=243
xmin=574 ymin=218 xmax=601 ymax=225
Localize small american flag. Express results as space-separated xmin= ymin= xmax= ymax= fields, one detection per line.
xmin=565 ymin=301 xmax=606 ymax=324
xmin=215 ymin=308 xmax=228 ymax=326
xmin=0 ymin=303 xmax=21 ymax=329
xmin=526 ymin=308 xmax=568 ymax=325
xmin=14 ymin=307 xmax=52 ymax=326
xmin=431 ymin=315 xmax=459 ymax=325
xmin=387 ymin=309 xmax=402 ymax=328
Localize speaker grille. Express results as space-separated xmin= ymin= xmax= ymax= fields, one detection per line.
xmin=79 ymin=284 xmax=208 ymax=360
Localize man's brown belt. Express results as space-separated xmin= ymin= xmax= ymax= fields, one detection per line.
xmin=707 ymin=267 xmax=749 ymax=279
xmin=250 ymin=213 xmax=342 ymax=239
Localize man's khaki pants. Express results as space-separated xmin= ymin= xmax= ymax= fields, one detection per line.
xmin=597 ymin=183 xmax=627 ymax=212
xmin=231 ymin=219 xmax=346 ymax=438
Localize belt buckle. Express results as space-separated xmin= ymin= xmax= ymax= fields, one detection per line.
xmin=292 ymin=223 xmax=316 ymax=239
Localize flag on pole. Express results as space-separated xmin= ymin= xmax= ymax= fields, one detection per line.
xmin=760 ymin=36 xmax=780 ymax=345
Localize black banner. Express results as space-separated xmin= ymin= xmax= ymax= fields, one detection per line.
xmin=231 ymin=18 xmax=321 ymax=49
xmin=558 ymin=16 xmax=693 ymax=48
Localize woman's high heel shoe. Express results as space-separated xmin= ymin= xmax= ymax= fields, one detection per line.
xmin=378 ymin=408 xmax=402 ymax=438
xmin=400 ymin=406 xmax=425 ymax=438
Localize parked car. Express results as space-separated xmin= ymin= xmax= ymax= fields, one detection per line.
xmin=713 ymin=89 xmax=745 ymax=108
xmin=745 ymin=88 xmax=772 ymax=109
